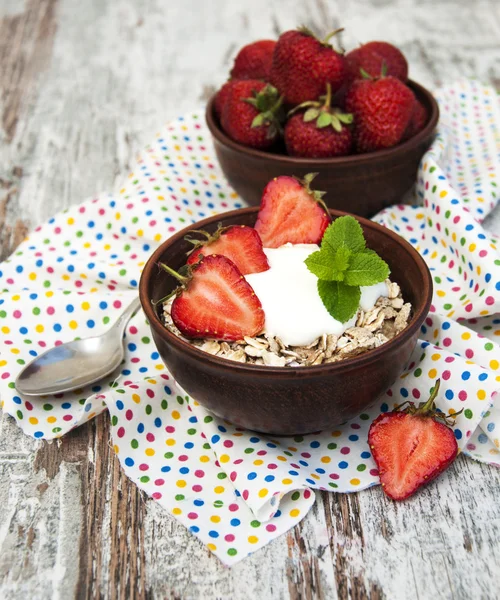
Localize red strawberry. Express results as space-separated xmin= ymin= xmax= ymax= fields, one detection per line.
xmin=186 ymin=225 xmax=270 ymax=275
xmin=270 ymin=27 xmax=346 ymax=106
xmin=254 ymin=173 xmax=331 ymax=248
xmin=346 ymin=41 xmax=408 ymax=83
xmin=402 ymin=98 xmax=428 ymax=140
xmin=368 ymin=380 xmax=460 ymax=501
xmin=220 ymin=80 xmax=284 ymax=149
xmin=214 ymin=80 xmax=237 ymax=119
xmin=345 ymin=75 xmax=415 ymax=153
xmin=230 ymin=40 xmax=276 ymax=80
xmin=284 ymin=83 xmax=353 ymax=158
xmin=161 ymin=255 xmax=264 ymax=341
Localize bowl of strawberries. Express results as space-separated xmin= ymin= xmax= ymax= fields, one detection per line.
xmin=140 ymin=174 xmax=432 ymax=435
xmin=206 ymin=28 xmax=439 ymax=218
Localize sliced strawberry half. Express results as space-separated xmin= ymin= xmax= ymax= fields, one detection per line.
xmin=368 ymin=380 xmax=459 ymax=501
xmin=254 ymin=173 xmax=331 ymax=248
xmin=186 ymin=225 xmax=270 ymax=275
xmin=162 ymin=255 xmax=265 ymax=341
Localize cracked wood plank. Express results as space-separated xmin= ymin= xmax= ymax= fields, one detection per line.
xmin=0 ymin=0 xmax=500 ymax=599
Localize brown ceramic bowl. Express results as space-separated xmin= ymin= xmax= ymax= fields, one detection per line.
xmin=139 ymin=208 xmax=432 ymax=435
xmin=206 ymin=80 xmax=439 ymax=218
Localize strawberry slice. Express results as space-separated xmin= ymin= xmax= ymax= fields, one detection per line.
xmin=161 ymin=255 xmax=264 ymax=341
xmin=254 ymin=173 xmax=331 ymax=248
xmin=368 ymin=380 xmax=460 ymax=501
xmin=186 ymin=225 xmax=270 ymax=275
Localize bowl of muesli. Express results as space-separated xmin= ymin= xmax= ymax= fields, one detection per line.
xmin=139 ymin=175 xmax=432 ymax=434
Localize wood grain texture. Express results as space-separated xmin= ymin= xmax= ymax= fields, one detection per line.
xmin=1 ymin=0 xmax=500 ymax=598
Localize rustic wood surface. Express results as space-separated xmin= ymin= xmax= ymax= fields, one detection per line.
xmin=1 ymin=1 xmax=500 ymax=598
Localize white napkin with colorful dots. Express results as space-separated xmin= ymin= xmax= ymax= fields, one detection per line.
xmin=1 ymin=80 xmax=499 ymax=565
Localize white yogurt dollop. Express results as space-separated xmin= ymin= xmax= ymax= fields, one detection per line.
xmin=245 ymin=244 xmax=388 ymax=347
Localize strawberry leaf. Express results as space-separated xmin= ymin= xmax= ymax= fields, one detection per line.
xmin=317 ymin=112 xmax=332 ymax=128
xmin=322 ymin=215 xmax=366 ymax=254
xmin=337 ymin=113 xmax=354 ymax=125
xmin=343 ymin=253 xmax=390 ymax=286
xmin=318 ymin=280 xmax=360 ymax=323
xmin=330 ymin=114 xmax=342 ymax=132
xmin=251 ymin=114 xmax=266 ymax=128
xmin=304 ymin=108 xmax=320 ymax=122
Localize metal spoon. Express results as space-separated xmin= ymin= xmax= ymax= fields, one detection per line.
xmin=15 ymin=297 xmax=142 ymax=396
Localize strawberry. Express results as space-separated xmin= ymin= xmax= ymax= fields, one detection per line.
xmin=220 ymin=80 xmax=284 ymax=149
xmin=402 ymin=98 xmax=428 ymax=140
xmin=230 ymin=40 xmax=276 ymax=80
xmin=346 ymin=41 xmax=408 ymax=83
xmin=161 ymin=255 xmax=265 ymax=341
xmin=186 ymin=225 xmax=270 ymax=275
xmin=270 ymin=27 xmax=346 ymax=106
xmin=214 ymin=80 xmax=237 ymax=119
xmin=254 ymin=173 xmax=331 ymax=248
xmin=368 ymin=380 xmax=460 ymax=501
xmin=284 ymin=83 xmax=353 ymax=158
xmin=345 ymin=75 xmax=415 ymax=153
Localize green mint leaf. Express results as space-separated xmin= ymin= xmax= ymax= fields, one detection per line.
xmin=305 ymin=250 xmax=337 ymax=280
xmin=322 ymin=215 xmax=366 ymax=255
xmin=318 ymin=280 xmax=361 ymax=323
xmin=343 ymin=253 xmax=390 ymax=286
xmin=305 ymin=246 xmax=352 ymax=281
xmin=332 ymin=246 xmax=352 ymax=274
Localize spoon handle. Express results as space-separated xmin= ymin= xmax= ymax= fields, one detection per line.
xmin=112 ymin=296 xmax=142 ymax=337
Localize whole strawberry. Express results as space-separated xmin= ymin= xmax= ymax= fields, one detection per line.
xmin=214 ymin=80 xmax=236 ymax=119
xmin=345 ymin=74 xmax=414 ymax=152
xmin=346 ymin=41 xmax=408 ymax=83
xmin=270 ymin=27 xmax=346 ymax=106
xmin=285 ymin=84 xmax=353 ymax=157
xmin=220 ymin=80 xmax=284 ymax=149
xmin=368 ymin=380 xmax=461 ymax=501
xmin=230 ymin=40 xmax=276 ymax=80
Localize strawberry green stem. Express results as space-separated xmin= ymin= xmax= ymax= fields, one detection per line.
xmin=159 ymin=263 xmax=189 ymax=284
xmin=323 ymin=83 xmax=332 ymax=110
xmin=416 ymin=379 xmax=441 ymax=416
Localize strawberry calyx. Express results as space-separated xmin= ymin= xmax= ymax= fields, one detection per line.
xmin=293 ymin=172 xmax=329 ymax=213
xmin=152 ymin=262 xmax=194 ymax=306
xmin=288 ymin=83 xmax=353 ymax=132
xmin=184 ymin=223 xmax=228 ymax=256
xmin=393 ymin=379 xmax=464 ymax=427
xmin=242 ymin=84 xmax=285 ymax=138
xmin=297 ymin=25 xmax=345 ymax=53
xmin=359 ymin=60 xmax=388 ymax=80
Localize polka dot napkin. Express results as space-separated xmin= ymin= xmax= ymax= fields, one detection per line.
xmin=1 ymin=79 xmax=499 ymax=565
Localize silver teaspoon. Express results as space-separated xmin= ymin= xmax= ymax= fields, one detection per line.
xmin=15 ymin=297 xmax=142 ymax=396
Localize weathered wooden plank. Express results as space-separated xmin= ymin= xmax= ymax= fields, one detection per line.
xmin=1 ymin=0 xmax=500 ymax=598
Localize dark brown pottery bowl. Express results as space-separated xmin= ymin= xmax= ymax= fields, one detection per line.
xmin=140 ymin=208 xmax=432 ymax=435
xmin=206 ymin=80 xmax=439 ymax=218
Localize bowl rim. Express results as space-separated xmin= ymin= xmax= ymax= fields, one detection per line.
xmin=206 ymin=79 xmax=439 ymax=165
xmin=139 ymin=207 xmax=433 ymax=377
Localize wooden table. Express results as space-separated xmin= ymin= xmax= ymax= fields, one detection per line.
xmin=1 ymin=1 xmax=500 ymax=598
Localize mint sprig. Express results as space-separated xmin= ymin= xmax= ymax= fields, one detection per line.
xmin=305 ymin=216 xmax=390 ymax=322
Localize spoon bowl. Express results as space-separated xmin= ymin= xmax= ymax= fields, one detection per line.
xmin=15 ymin=297 xmax=141 ymax=396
